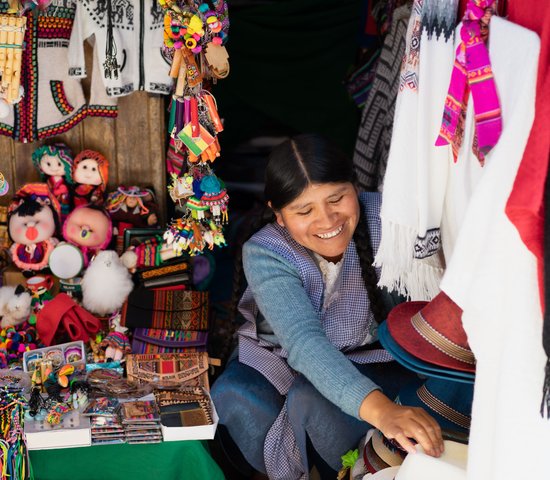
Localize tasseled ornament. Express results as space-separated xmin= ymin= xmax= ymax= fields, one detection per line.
xmin=103 ymin=0 xmax=120 ymax=79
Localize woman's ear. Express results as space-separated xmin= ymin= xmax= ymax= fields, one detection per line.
xmin=268 ymin=201 xmax=285 ymax=228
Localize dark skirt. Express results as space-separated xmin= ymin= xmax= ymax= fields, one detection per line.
xmin=211 ymin=352 xmax=417 ymax=474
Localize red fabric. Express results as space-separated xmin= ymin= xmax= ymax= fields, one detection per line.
xmin=505 ymin=3 xmax=550 ymax=311
xmin=37 ymin=293 xmax=101 ymax=346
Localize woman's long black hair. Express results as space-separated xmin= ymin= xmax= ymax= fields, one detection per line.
xmin=231 ymin=133 xmax=385 ymax=330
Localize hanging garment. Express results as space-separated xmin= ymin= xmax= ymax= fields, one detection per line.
xmin=353 ymin=4 xmax=411 ymax=192
xmin=68 ymin=0 xmax=173 ymax=98
xmin=439 ymin=17 xmax=545 ymax=480
xmin=0 ymin=0 xmax=114 ymax=143
xmin=505 ymin=3 xmax=550 ymax=316
xmin=374 ymin=0 xmax=458 ymax=301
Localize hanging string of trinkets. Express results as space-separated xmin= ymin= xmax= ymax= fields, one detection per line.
xmin=159 ymin=0 xmax=230 ymax=258
xmin=0 ymin=389 xmax=30 ymax=480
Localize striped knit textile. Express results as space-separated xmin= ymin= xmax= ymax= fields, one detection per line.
xmin=435 ymin=0 xmax=502 ymax=165
xmin=238 ymin=192 xmax=393 ymax=479
xmin=353 ymin=4 xmax=412 ymax=192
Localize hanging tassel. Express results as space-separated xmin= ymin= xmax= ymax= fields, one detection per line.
xmin=103 ymin=0 xmax=120 ymax=79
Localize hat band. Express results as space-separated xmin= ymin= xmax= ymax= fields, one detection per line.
xmin=411 ymin=311 xmax=476 ymax=365
xmin=417 ymin=384 xmax=471 ymax=430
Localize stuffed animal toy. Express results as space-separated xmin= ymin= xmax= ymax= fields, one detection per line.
xmin=81 ymin=250 xmax=134 ymax=317
xmin=63 ymin=205 xmax=112 ymax=267
xmin=0 ymin=285 xmax=32 ymax=329
xmin=31 ymin=143 xmax=73 ymax=220
xmin=72 ymin=149 xmax=109 ymax=207
xmin=8 ymin=183 xmax=60 ymax=272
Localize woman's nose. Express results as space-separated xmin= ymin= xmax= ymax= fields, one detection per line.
xmin=315 ymin=206 xmax=337 ymax=226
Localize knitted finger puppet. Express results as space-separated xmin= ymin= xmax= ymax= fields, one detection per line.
xmin=72 ymin=149 xmax=109 ymax=207
xmin=31 ymin=143 xmax=73 ymax=220
xmin=63 ymin=205 xmax=112 ymax=267
xmin=8 ymin=183 xmax=60 ymax=272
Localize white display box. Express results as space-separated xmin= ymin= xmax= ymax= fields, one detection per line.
xmin=160 ymin=400 xmax=219 ymax=441
xmin=24 ymin=411 xmax=91 ymax=450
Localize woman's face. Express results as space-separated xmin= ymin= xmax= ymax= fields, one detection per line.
xmin=273 ymin=182 xmax=359 ymax=262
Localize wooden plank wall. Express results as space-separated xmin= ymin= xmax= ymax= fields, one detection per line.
xmin=0 ymin=45 xmax=168 ymax=223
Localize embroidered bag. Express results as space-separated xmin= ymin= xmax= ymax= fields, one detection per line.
xmin=120 ymin=285 xmax=209 ymax=330
xmin=125 ymin=351 xmax=210 ymax=390
xmin=131 ymin=328 xmax=208 ymax=354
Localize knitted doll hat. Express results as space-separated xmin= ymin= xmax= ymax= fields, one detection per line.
xmin=8 ymin=183 xmax=61 ymax=220
xmin=73 ymin=150 xmax=109 ymax=187
xmin=31 ymin=143 xmax=74 ymax=184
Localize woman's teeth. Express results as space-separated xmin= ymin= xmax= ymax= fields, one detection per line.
xmin=316 ymin=225 xmax=343 ymax=239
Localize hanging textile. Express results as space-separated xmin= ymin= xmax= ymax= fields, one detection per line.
xmin=353 ymin=3 xmax=411 ymax=191
xmin=374 ymin=0 xmax=458 ymax=300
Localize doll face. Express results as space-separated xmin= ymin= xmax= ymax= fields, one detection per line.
xmin=9 ymin=206 xmax=56 ymax=245
xmin=74 ymin=159 xmax=101 ymax=186
xmin=64 ymin=208 xmax=110 ymax=248
xmin=125 ymin=196 xmax=139 ymax=209
xmin=39 ymin=154 xmax=65 ymax=177
xmin=273 ymin=182 xmax=359 ymax=263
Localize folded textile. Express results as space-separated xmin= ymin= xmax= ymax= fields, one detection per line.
xmin=37 ymin=293 xmax=102 ymax=346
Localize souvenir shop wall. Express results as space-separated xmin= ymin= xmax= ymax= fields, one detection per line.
xmin=0 ymin=47 xmax=168 ymax=220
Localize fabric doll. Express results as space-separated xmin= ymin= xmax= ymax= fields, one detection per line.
xmin=62 ymin=205 xmax=112 ymax=267
xmin=8 ymin=183 xmax=60 ymax=273
xmin=31 ymin=143 xmax=73 ymax=220
xmin=72 ymin=149 xmax=109 ymax=208
xmin=105 ymin=185 xmax=159 ymax=252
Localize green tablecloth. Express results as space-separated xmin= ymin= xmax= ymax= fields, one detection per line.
xmin=29 ymin=440 xmax=225 ymax=480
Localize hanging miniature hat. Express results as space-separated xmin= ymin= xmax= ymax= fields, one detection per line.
xmin=73 ymin=149 xmax=109 ymax=187
xmin=395 ymin=378 xmax=473 ymax=434
xmin=8 ymin=183 xmax=61 ymax=220
xmin=386 ymin=291 xmax=476 ymax=373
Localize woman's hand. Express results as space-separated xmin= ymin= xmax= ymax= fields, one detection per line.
xmin=359 ymin=390 xmax=444 ymax=457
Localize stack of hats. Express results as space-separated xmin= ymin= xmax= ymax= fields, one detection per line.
xmin=349 ymin=291 xmax=476 ymax=479
xmin=378 ymin=291 xmax=475 ymax=384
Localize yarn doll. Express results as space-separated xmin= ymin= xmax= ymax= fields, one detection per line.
xmin=8 ymin=183 xmax=60 ymax=273
xmin=31 ymin=143 xmax=73 ymax=220
xmin=72 ymin=149 xmax=109 ymax=207
xmin=63 ymin=205 xmax=112 ymax=267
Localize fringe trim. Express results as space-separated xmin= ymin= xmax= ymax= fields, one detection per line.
xmin=541 ymin=358 xmax=550 ymax=418
xmin=374 ymin=219 xmax=444 ymax=301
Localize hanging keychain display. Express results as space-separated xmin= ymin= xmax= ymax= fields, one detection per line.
xmin=159 ymin=0 xmax=230 ymax=257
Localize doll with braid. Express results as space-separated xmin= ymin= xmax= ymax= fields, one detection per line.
xmin=211 ymin=134 xmax=444 ymax=479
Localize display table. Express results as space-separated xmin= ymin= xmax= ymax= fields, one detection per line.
xmin=29 ymin=440 xmax=225 ymax=480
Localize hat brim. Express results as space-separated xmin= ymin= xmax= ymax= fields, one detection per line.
xmin=386 ymin=302 xmax=476 ymax=373
xmin=378 ymin=322 xmax=475 ymax=384
xmin=396 ymin=380 xmax=471 ymax=434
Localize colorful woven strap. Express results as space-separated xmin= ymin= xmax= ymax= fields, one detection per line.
xmin=435 ymin=0 xmax=502 ymax=165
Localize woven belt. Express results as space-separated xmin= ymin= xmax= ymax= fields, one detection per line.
xmin=411 ymin=312 xmax=475 ymax=365
xmin=417 ymin=384 xmax=471 ymax=430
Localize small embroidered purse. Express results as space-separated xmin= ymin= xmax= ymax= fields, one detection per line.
xmin=131 ymin=328 xmax=208 ymax=354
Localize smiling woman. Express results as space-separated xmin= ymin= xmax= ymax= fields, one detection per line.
xmin=211 ymin=134 xmax=444 ymax=479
